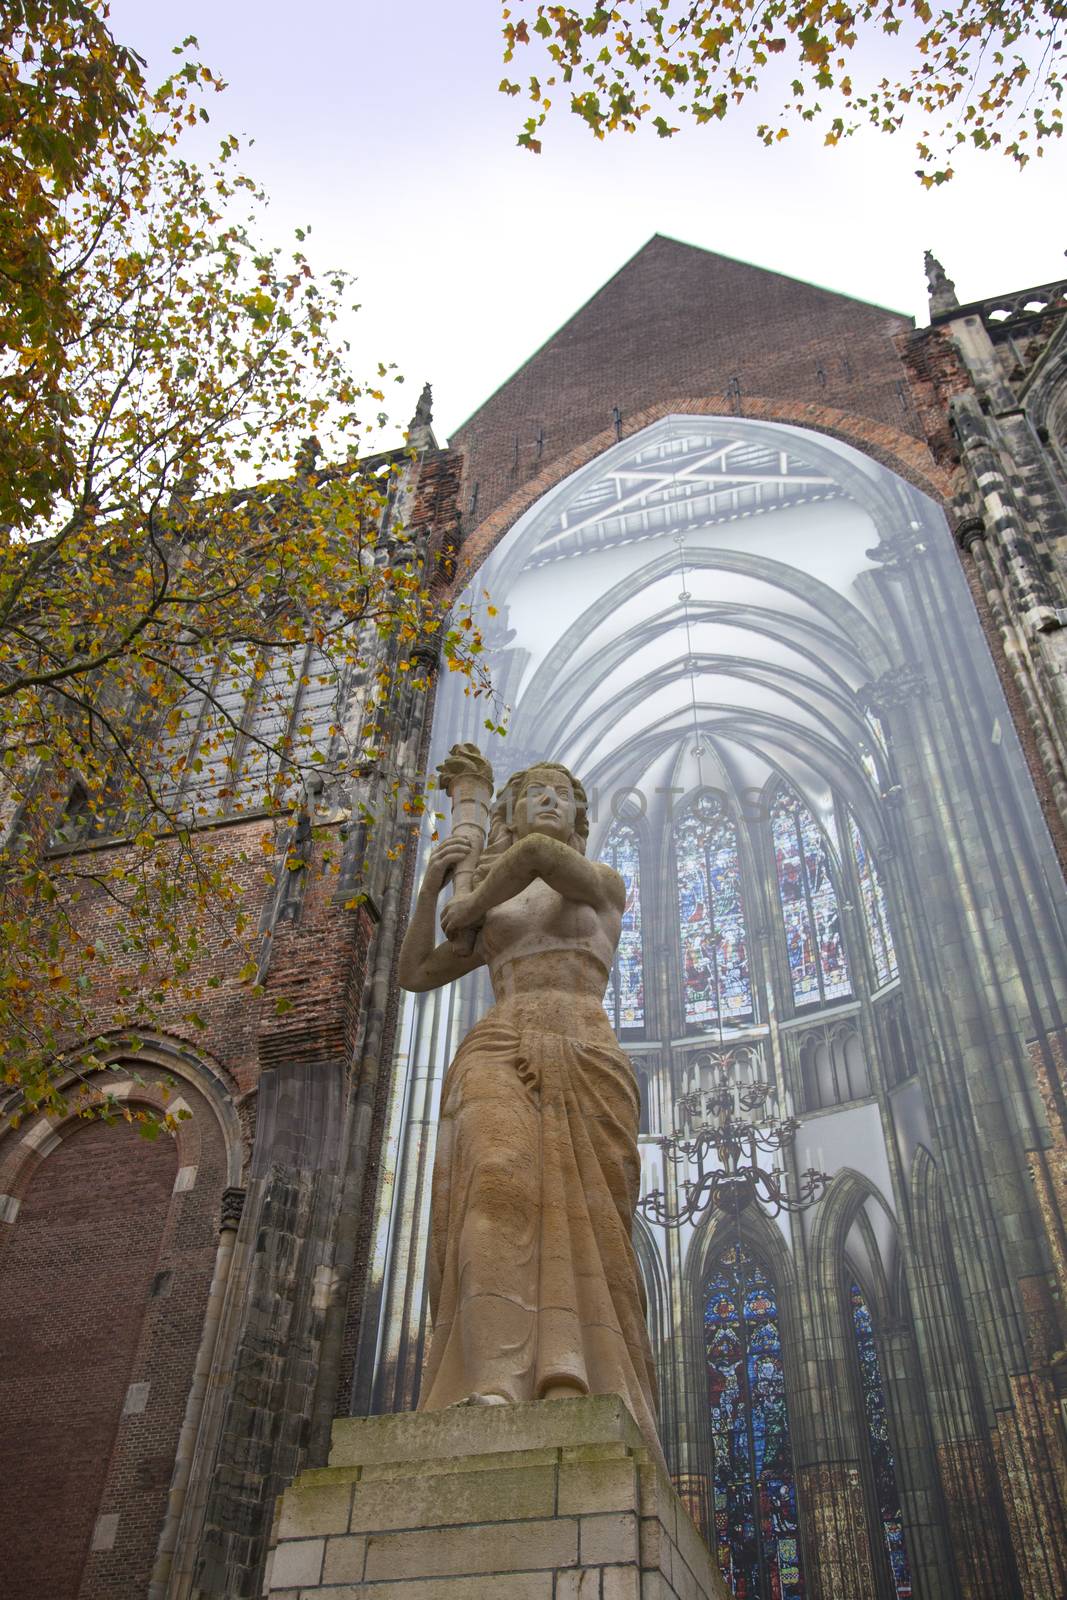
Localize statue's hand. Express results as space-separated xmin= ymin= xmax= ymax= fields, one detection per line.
xmin=423 ymin=835 xmax=471 ymax=894
xmin=440 ymin=892 xmax=482 ymax=938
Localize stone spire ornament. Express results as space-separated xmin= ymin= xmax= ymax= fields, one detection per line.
xmin=406 ymin=381 xmax=435 ymax=449
xmin=925 ymin=250 xmax=959 ymax=318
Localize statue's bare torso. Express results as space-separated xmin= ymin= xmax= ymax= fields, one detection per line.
xmin=479 ymin=877 xmax=620 ymax=1004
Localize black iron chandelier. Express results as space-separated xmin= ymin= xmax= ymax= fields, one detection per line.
xmin=638 ymin=1047 xmax=830 ymax=1228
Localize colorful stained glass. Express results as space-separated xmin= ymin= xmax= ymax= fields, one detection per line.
xmin=770 ymin=790 xmax=850 ymax=1008
xmin=850 ymin=1281 xmax=912 ymax=1599
xmin=706 ymin=1245 xmax=804 ymax=1600
xmin=847 ymin=813 xmax=898 ymax=988
xmin=599 ymin=824 xmax=644 ymax=1030
xmin=675 ymin=794 xmax=752 ymax=1027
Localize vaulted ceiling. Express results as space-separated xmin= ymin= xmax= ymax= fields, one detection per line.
xmin=437 ymin=415 xmax=945 ymax=857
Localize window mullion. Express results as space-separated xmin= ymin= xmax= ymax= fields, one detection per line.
xmin=796 ymin=808 xmax=825 ymax=1004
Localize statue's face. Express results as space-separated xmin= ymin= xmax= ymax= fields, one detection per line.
xmin=514 ymin=769 xmax=576 ymax=843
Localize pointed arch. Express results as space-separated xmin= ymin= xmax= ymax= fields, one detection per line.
xmin=453 ymin=406 xmax=952 ymax=603
xmin=810 ymin=1170 xmax=913 ymax=1600
xmin=769 ymin=784 xmax=851 ymax=1009
xmin=809 ymin=1167 xmax=897 ymax=1318
xmin=0 ymin=1032 xmax=241 ymax=1600
xmin=0 ymin=1030 xmax=248 ymax=1201
xmin=682 ymin=1207 xmax=806 ymax=1598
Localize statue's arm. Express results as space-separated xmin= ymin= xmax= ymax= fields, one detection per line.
xmin=441 ymin=834 xmax=623 ymax=938
xmin=398 ymin=837 xmax=486 ymax=992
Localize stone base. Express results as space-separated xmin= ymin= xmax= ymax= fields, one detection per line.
xmin=264 ymin=1395 xmax=728 ymax=1599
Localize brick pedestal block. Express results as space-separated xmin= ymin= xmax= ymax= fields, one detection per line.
xmin=264 ymin=1395 xmax=729 ymax=1599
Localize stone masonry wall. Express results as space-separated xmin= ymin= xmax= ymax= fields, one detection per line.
xmin=264 ymin=1397 xmax=728 ymax=1600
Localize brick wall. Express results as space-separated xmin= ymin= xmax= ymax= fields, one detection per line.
xmin=52 ymin=818 xmax=277 ymax=1097
xmin=0 ymin=441 xmax=458 ymax=1596
xmin=0 ymin=1107 xmax=211 ymax=1600
xmin=896 ymin=324 xmax=970 ymax=472
xmin=0 ymin=814 xmax=375 ymax=1597
xmin=452 ymin=234 xmax=918 ymax=530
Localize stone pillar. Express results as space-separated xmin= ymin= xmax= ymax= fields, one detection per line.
xmin=795 ymin=1463 xmax=878 ymax=1600
xmin=875 ymin=1324 xmax=957 ymax=1600
xmin=264 ymin=1396 xmax=729 ymax=1600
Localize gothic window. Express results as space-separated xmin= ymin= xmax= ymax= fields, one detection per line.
xmin=50 ymin=780 xmax=92 ymax=846
xmin=849 ymin=1280 xmax=912 ymax=1599
xmin=149 ymin=640 xmax=333 ymax=821
xmin=847 ymin=813 xmax=898 ymax=988
xmin=676 ymin=794 xmax=752 ymax=1028
xmin=705 ymin=1244 xmax=804 ymax=1600
xmin=770 ymin=789 xmax=850 ymax=1008
xmin=600 ymin=823 xmax=645 ymax=1032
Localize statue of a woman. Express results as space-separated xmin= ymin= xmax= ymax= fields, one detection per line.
xmin=399 ymin=761 xmax=663 ymax=1465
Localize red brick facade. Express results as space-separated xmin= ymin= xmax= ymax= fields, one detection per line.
xmin=0 ymin=1102 xmax=218 ymax=1600
xmin=452 ymin=235 xmax=921 ymax=530
xmin=0 ymin=814 xmax=377 ymax=1596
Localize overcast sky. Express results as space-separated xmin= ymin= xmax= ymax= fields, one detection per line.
xmin=109 ymin=1 xmax=1065 ymax=446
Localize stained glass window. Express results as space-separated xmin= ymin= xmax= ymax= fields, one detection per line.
xmin=859 ymin=743 xmax=880 ymax=788
xmin=850 ymin=1281 xmax=912 ymax=1599
xmin=706 ymin=1245 xmax=804 ymax=1600
xmin=847 ymin=813 xmax=898 ymax=988
xmin=600 ymin=824 xmax=644 ymax=1031
xmin=676 ymin=794 xmax=752 ymax=1027
xmin=770 ymin=789 xmax=850 ymax=1008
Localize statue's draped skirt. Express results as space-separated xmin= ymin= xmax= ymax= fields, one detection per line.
xmin=420 ymin=992 xmax=662 ymax=1464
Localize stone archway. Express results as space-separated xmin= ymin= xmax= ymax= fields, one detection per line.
xmin=0 ymin=1042 xmax=241 ymax=1600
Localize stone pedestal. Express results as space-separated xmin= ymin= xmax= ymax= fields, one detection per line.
xmin=264 ymin=1395 xmax=728 ymax=1599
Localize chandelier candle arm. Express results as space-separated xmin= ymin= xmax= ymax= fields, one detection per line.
xmin=638 ymin=1048 xmax=830 ymax=1228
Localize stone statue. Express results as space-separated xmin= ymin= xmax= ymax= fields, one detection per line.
xmin=924 ymin=248 xmax=959 ymax=317
xmin=398 ymin=755 xmax=663 ymax=1467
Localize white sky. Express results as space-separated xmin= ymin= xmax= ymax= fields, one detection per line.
xmin=109 ymin=1 xmax=1066 ymax=447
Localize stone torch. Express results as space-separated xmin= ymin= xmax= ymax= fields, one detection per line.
xmin=436 ymin=742 xmax=495 ymax=956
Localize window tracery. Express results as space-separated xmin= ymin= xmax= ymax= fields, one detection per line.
xmin=849 ymin=1279 xmax=912 ymax=1598
xmin=675 ymin=794 xmax=753 ymax=1029
xmin=770 ymin=789 xmax=850 ymax=1008
xmin=599 ymin=822 xmax=644 ymax=1032
xmin=847 ymin=813 xmax=898 ymax=988
xmin=148 ymin=639 xmax=335 ymax=821
xmin=705 ymin=1243 xmax=804 ymax=1599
